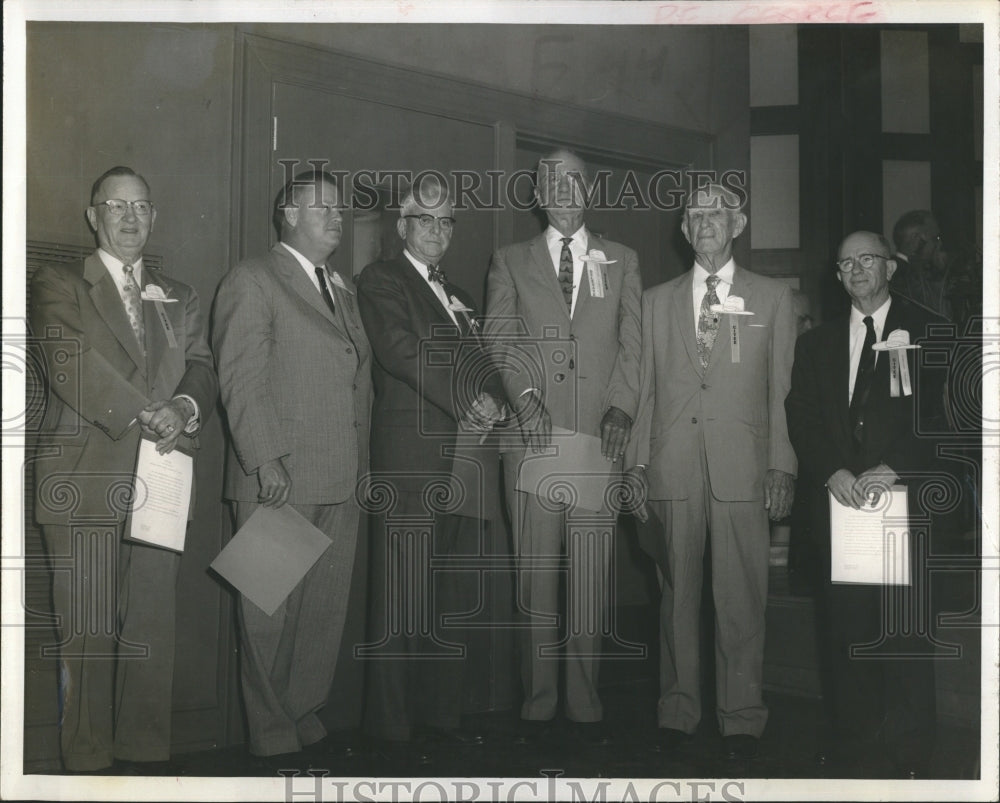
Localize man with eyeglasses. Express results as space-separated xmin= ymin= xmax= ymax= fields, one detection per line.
xmin=29 ymin=165 xmax=217 ymax=772
xmin=785 ymin=230 xmax=949 ymax=778
xmin=213 ymin=168 xmax=372 ymax=762
xmin=356 ymin=175 xmax=506 ymax=756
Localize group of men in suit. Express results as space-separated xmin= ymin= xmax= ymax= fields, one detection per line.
xmin=31 ymin=155 xmax=951 ymax=778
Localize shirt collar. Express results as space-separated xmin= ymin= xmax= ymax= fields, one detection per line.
xmin=280 ymin=241 xmax=323 ymax=274
xmin=544 ymin=224 xmax=588 ymax=250
xmin=850 ymin=295 xmax=892 ymax=333
xmin=693 ymin=258 xmax=735 ymax=286
xmin=97 ymin=248 xmax=143 ymax=280
xmin=403 ymin=248 xmax=435 ymax=281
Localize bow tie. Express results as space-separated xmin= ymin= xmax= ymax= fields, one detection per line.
xmin=427 ymin=264 xmax=448 ymax=285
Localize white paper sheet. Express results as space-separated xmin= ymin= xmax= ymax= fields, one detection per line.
xmin=515 ymin=426 xmax=617 ymax=514
xmin=209 ymin=504 xmax=333 ymax=616
xmin=125 ymin=437 xmax=193 ymax=552
xmin=830 ymin=485 xmax=910 ymax=586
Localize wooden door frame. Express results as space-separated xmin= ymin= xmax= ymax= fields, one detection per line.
xmin=230 ymin=30 xmax=714 ymax=269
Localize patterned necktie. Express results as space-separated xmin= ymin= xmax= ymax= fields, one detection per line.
xmin=558 ymin=236 xmax=574 ymax=312
xmin=696 ymin=273 xmax=721 ymax=370
xmin=315 ymin=266 xmax=336 ymax=315
xmin=427 ymin=263 xmax=448 ymax=285
xmin=849 ymin=315 xmax=877 ymax=444
xmin=121 ymin=264 xmax=145 ymax=352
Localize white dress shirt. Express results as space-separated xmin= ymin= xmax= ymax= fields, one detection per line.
xmin=97 ymin=248 xmax=200 ymax=431
xmin=403 ymin=249 xmax=458 ymax=325
xmin=848 ymin=296 xmax=891 ymax=403
xmin=691 ymin=258 xmax=735 ymax=333
xmin=280 ymin=241 xmax=328 ymax=294
xmin=544 ymin=224 xmax=588 ymax=317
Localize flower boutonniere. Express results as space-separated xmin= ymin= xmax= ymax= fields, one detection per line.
xmin=873 ymin=328 xmax=920 ymax=396
xmin=448 ymin=295 xmax=480 ymax=333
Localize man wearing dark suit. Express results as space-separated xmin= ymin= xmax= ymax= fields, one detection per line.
xmin=626 ymin=183 xmax=797 ymax=762
xmin=213 ymin=169 xmax=372 ymax=758
xmin=30 ymin=166 xmax=217 ymax=772
xmin=485 ymin=149 xmax=642 ymax=744
xmin=357 ymin=176 xmax=506 ymax=750
xmin=785 ymin=230 xmax=948 ymax=778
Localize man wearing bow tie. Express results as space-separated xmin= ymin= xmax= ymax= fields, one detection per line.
xmin=626 ymin=183 xmax=796 ymax=762
xmin=785 ymin=230 xmax=949 ymax=777
xmin=485 ymin=149 xmax=642 ymax=746
xmin=30 ymin=166 xmax=217 ymax=772
xmin=357 ymin=176 xmax=505 ymax=751
xmin=213 ymin=168 xmax=372 ymax=759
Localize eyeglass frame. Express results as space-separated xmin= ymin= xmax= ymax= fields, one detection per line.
xmin=403 ymin=213 xmax=455 ymax=231
xmin=93 ymin=199 xmax=155 ymax=217
xmin=835 ymin=253 xmax=890 ymax=273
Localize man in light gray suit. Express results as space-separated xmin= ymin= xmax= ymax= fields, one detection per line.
xmin=486 ymin=149 xmax=642 ymax=745
xmin=213 ymin=168 xmax=372 ymax=759
xmin=626 ymin=183 xmax=796 ymax=762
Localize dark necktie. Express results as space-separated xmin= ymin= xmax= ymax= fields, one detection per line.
xmin=427 ymin=263 xmax=448 ymax=285
xmin=122 ymin=263 xmax=145 ymax=352
xmin=558 ymin=236 xmax=574 ymax=312
xmin=849 ymin=315 xmax=877 ymax=444
xmin=696 ymin=274 xmax=721 ymax=370
xmin=315 ymin=266 xmax=336 ymax=315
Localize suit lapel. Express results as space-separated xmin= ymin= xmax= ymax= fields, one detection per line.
xmin=398 ymin=254 xmax=455 ymax=328
xmin=141 ymin=268 xmax=172 ymax=382
xmin=273 ymin=244 xmax=339 ymax=327
xmin=529 ymin=234 xmax=571 ymax=322
xmin=672 ymin=270 xmax=700 ymax=372
xmin=831 ymin=315 xmax=853 ymax=443
xmin=84 ymin=252 xmax=146 ymax=374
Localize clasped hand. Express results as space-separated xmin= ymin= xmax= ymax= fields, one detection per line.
xmin=137 ymin=398 xmax=191 ymax=454
xmin=459 ymin=392 xmax=508 ymax=433
xmin=827 ymin=464 xmax=898 ymax=509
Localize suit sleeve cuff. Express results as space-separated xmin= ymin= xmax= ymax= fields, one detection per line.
xmin=174 ymin=394 xmax=200 ymax=434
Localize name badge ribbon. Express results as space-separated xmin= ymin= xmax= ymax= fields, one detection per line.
xmin=581 ymin=249 xmax=615 ymax=299
xmin=141 ymin=284 xmax=178 ymax=348
xmin=710 ymin=295 xmax=754 ymax=363
xmin=872 ymin=329 xmax=918 ymax=397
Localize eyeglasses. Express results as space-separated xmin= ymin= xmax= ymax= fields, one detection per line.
xmin=404 ymin=214 xmax=455 ymax=231
xmin=95 ymin=199 xmax=154 ymax=217
xmin=835 ymin=253 xmax=888 ymax=272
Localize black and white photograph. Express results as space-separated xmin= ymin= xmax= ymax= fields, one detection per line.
xmin=2 ymin=1 xmax=997 ymax=801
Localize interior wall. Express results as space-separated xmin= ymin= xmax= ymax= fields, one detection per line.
xmin=24 ymin=20 xmax=751 ymax=747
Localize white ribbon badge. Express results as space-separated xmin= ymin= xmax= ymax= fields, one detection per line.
xmin=709 ymin=295 xmax=754 ymax=363
xmin=141 ymin=285 xmax=178 ymax=348
xmin=873 ymin=329 xmax=918 ymax=397
xmin=581 ymin=249 xmax=614 ymax=299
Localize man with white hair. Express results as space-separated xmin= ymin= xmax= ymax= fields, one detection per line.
xmin=626 ymin=182 xmax=797 ymax=762
xmin=357 ymin=175 xmax=506 ymax=752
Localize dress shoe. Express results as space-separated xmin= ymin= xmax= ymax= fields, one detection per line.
xmin=722 ymin=734 xmax=759 ymax=760
xmin=651 ymin=727 xmax=694 ymax=754
xmin=418 ymin=725 xmax=485 ymax=746
xmin=513 ymin=718 xmax=553 ymax=745
xmin=572 ymin=721 xmax=613 ymax=747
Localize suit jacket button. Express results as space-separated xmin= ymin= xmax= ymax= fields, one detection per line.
xmin=691 ymin=417 xmax=698 ymax=424
xmin=555 ymin=372 xmax=566 ymax=382
xmin=701 ymin=383 xmax=708 ymax=390
xmin=346 ymin=347 xmax=353 ymax=354
xmin=568 ymin=359 xmax=575 ymax=369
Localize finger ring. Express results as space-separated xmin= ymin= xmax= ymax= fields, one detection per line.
xmin=166 ymin=425 xmax=175 ymax=433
